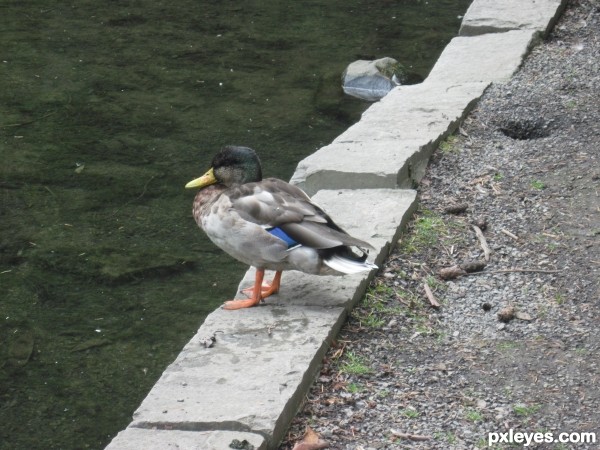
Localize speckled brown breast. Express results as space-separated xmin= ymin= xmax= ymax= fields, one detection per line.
xmin=192 ymin=184 xmax=227 ymax=230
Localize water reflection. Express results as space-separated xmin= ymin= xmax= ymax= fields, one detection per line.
xmin=0 ymin=1 xmax=469 ymax=448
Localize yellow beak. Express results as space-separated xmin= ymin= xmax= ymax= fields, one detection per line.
xmin=185 ymin=167 xmax=217 ymax=189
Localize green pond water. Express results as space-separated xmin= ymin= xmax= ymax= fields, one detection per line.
xmin=0 ymin=1 xmax=470 ymax=448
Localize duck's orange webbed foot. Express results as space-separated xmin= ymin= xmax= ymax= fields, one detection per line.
xmin=240 ymin=271 xmax=282 ymax=298
xmin=241 ymin=282 xmax=272 ymax=296
xmin=223 ymin=297 xmax=262 ymax=310
xmin=223 ymin=270 xmax=282 ymax=310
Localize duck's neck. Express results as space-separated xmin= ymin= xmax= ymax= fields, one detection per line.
xmin=192 ymin=185 xmax=226 ymax=227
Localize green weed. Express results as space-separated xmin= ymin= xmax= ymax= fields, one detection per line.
xmin=340 ymin=352 xmax=372 ymax=375
xmin=400 ymin=408 xmax=419 ymax=418
xmin=439 ymin=135 xmax=460 ymax=153
xmin=360 ymin=313 xmax=385 ymax=329
xmin=530 ymin=180 xmax=545 ymax=190
xmin=346 ymin=382 xmax=362 ymax=393
xmin=513 ymin=404 xmax=540 ymax=417
xmin=465 ymin=409 xmax=483 ymax=422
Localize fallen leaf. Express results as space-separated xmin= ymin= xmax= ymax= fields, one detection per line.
xmin=515 ymin=311 xmax=533 ymax=321
xmin=292 ymin=427 xmax=329 ymax=450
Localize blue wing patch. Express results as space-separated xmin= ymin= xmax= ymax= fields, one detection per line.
xmin=267 ymin=227 xmax=299 ymax=249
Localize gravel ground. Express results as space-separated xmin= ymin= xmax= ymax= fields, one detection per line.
xmin=279 ymin=1 xmax=599 ymax=449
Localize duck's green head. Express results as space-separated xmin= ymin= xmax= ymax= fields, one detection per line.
xmin=185 ymin=146 xmax=263 ymax=189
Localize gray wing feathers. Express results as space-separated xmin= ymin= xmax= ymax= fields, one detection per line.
xmin=230 ymin=180 xmax=325 ymax=226
xmin=229 ymin=178 xmax=373 ymax=250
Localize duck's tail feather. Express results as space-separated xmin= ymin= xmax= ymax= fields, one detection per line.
xmin=324 ymin=254 xmax=378 ymax=274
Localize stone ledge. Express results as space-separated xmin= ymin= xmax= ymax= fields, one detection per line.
xmin=129 ymin=304 xmax=347 ymax=445
xmin=291 ymin=82 xmax=488 ymax=196
xmin=459 ymin=0 xmax=568 ymax=37
xmin=425 ymin=29 xmax=537 ymax=85
xmin=106 ymin=428 xmax=266 ymax=450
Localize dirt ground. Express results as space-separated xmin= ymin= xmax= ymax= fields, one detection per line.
xmin=280 ymin=0 xmax=599 ymax=449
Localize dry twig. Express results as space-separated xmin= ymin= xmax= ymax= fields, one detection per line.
xmin=472 ymin=225 xmax=491 ymax=261
xmin=467 ymin=268 xmax=561 ymax=275
xmin=501 ymin=228 xmax=520 ymax=241
xmin=423 ymin=283 xmax=441 ymax=309
xmin=390 ymin=429 xmax=432 ymax=441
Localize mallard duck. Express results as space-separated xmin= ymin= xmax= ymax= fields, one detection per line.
xmin=185 ymin=146 xmax=377 ymax=310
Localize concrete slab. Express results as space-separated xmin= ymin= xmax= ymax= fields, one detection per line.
xmin=290 ymin=82 xmax=488 ymax=196
xmin=106 ymin=428 xmax=266 ymax=450
xmin=130 ymin=305 xmax=346 ymax=446
xmin=425 ymin=29 xmax=537 ymax=85
xmin=127 ymin=189 xmax=416 ymax=449
xmin=459 ymin=0 xmax=568 ymax=37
